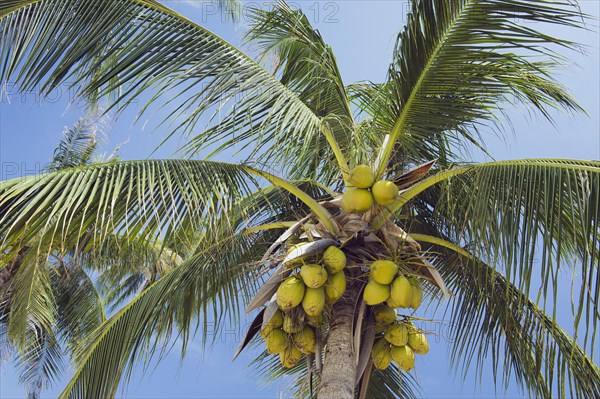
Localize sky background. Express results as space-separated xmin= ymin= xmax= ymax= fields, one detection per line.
xmin=0 ymin=0 xmax=599 ymax=398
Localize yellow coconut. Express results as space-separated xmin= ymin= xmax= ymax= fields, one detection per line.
xmin=282 ymin=314 xmax=303 ymax=334
xmin=370 ymin=260 xmax=399 ymax=285
xmin=264 ymin=328 xmax=288 ymax=354
xmin=391 ymin=345 xmax=415 ymax=371
xmin=293 ymin=326 xmax=316 ymax=354
xmin=276 ymin=277 xmax=305 ymax=311
xmin=371 ymin=180 xmax=398 ymax=205
xmin=373 ymin=304 xmax=397 ymax=326
xmin=322 ymin=246 xmax=346 ymax=274
xmin=285 ymin=242 xmax=310 ymax=268
xmin=300 ymin=264 xmax=328 ymax=288
xmin=342 ymin=188 xmax=373 ymax=214
xmin=409 ymin=277 xmax=423 ymax=309
xmin=306 ymin=313 xmax=324 ymax=327
xmin=375 ymin=324 xmax=387 ymax=334
xmin=384 ymin=323 xmax=408 ymax=346
xmin=280 ymin=344 xmax=303 ymax=368
xmin=302 ymin=287 xmax=326 ymax=317
xmin=325 ymin=271 xmax=346 ymax=303
xmin=363 ymin=280 xmax=390 ymax=305
xmin=408 ymin=331 xmax=429 ymax=355
xmin=260 ymin=309 xmax=284 ymax=338
xmin=348 ymin=164 xmax=375 ymax=189
xmin=389 ymin=275 xmax=413 ymax=308
xmin=371 ymin=339 xmax=392 ymax=370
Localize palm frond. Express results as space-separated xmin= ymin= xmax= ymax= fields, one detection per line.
xmin=0 ymin=159 xmax=258 ymax=261
xmin=427 ymin=159 xmax=600 ymax=352
xmin=244 ymin=0 xmax=354 ymax=180
xmin=364 ymin=364 xmax=421 ymax=399
xmin=0 ymin=0 xmax=328 ymax=175
xmin=47 ymin=113 xmax=104 ymax=172
xmin=373 ymin=0 xmax=585 ymax=172
xmin=5 ymin=255 xmax=56 ymax=349
xmin=437 ymin=249 xmax=600 ymax=399
xmin=58 ymin=226 xmax=271 ymax=399
xmin=16 ymin=325 xmax=64 ymax=399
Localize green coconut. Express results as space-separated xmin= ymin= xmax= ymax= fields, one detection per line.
xmin=264 ymin=328 xmax=288 ymax=354
xmin=391 ymin=345 xmax=415 ymax=371
xmin=276 ymin=276 xmax=305 ymax=311
xmin=280 ymin=344 xmax=303 ymax=368
xmin=408 ymin=277 xmax=423 ymax=309
xmin=260 ymin=309 xmax=284 ymax=338
xmin=342 ymin=188 xmax=373 ymax=213
xmin=370 ymin=260 xmax=399 ymax=285
xmin=302 ymin=287 xmax=326 ymax=317
xmin=293 ymin=326 xmax=316 ymax=354
xmin=371 ymin=180 xmax=398 ymax=205
xmin=384 ymin=323 xmax=408 ymax=346
xmin=285 ymin=242 xmax=310 ymax=268
xmin=389 ymin=275 xmax=413 ymax=308
xmin=300 ymin=264 xmax=328 ymax=288
xmin=373 ymin=304 xmax=397 ymax=326
xmin=371 ymin=339 xmax=392 ymax=370
xmin=322 ymin=246 xmax=346 ymax=274
xmin=408 ymin=331 xmax=429 ymax=355
xmin=325 ymin=271 xmax=346 ymax=303
xmin=363 ymin=280 xmax=390 ymax=305
xmin=306 ymin=313 xmax=324 ymax=327
xmin=282 ymin=313 xmax=303 ymax=334
xmin=348 ymin=164 xmax=375 ymax=188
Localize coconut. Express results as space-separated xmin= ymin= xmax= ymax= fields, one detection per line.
xmin=371 ymin=180 xmax=398 ymax=205
xmin=408 ymin=277 xmax=423 ymax=309
xmin=325 ymin=271 xmax=346 ymax=303
xmin=322 ymin=246 xmax=346 ymax=274
xmin=373 ymin=304 xmax=397 ymax=326
xmin=342 ymin=188 xmax=373 ymax=214
xmin=302 ymin=287 xmax=326 ymax=317
xmin=389 ymin=275 xmax=413 ymax=308
xmin=306 ymin=313 xmax=324 ymax=327
xmin=391 ymin=345 xmax=415 ymax=371
xmin=282 ymin=313 xmax=303 ymax=334
xmin=371 ymin=339 xmax=392 ymax=370
xmin=264 ymin=328 xmax=288 ymax=354
xmin=277 ymin=277 xmax=305 ymax=311
xmin=363 ymin=280 xmax=390 ymax=305
xmin=260 ymin=309 xmax=284 ymax=338
xmin=293 ymin=326 xmax=316 ymax=354
xmin=370 ymin=260 xmax=399 ymax=285
xmin=280 ymin=344 xmax=303 ymax=368
xmin=348 ymin=164 xmax=375 ymax=188
xmin=384 ymin=323 xmax=408 ymax=346
xmin=285 ymin=242 xmax=310 ymax=268
xmin=375 ymin=324 xmax=386 ymax=334
xmin=300 ymin=264 xmax=328 ymax=288
xmin=408 ymin=331 xmax=429 ymax=355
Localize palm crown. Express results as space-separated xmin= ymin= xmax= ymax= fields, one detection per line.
xmin=0 ymin=0 xmax=598 ymax=398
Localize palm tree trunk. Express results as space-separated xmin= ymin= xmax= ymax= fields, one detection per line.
xmin=318 ymin=284 xmax=358 ymax=399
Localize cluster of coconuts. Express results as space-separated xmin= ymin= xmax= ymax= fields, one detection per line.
xmin=371 ymin=304 xmax=430 ymax=371
xmin=363 ymin=259 xmax=423 ymax=308
xmin=342 ymin=164 xmax=399 ymax=213
xmin=259 ymin=245 xmax=348 ymax=368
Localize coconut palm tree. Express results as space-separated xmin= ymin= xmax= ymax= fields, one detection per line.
xmin=0 ymin=0 xmax=598 ymax=398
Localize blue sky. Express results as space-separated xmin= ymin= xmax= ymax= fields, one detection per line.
xmin=0 ymin=1 xmax=599 ymax=398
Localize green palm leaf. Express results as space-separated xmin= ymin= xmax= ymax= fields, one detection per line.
xmin=0 ymin=0 xmax=333 ymax=175
xmin=372 ymin=0 xmax=584 ymax=173
xmin=59 ymin=226 xmax=272 ymax=399
xmin=244 ymin=0 xmax=355 ymax=181
xmin=0 ymin=159 xmax=258 ymax=260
